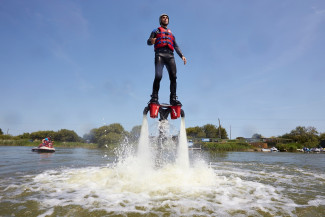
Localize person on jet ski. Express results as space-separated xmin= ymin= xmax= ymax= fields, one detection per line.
xmin=47 ymin=136 xmax=53 ymax=148
xmin=147 ymin=14 xmax=187 ymax=106
xmin=39 ymin=137 xmax=49 ymax=147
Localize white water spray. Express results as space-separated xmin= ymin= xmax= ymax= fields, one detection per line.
xmin=176 ymin=117 xmax=189 ymax=168
xmin=136 ymin=115 xmax=153 ymax=168
xmin=136 ymin=113 xmax=190 ymax=169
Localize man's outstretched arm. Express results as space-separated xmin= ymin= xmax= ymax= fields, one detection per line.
xmin=174 ymin=39 xmax=187 ymax=65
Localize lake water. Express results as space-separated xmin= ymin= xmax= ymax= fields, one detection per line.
xmin=0 ymin=146 xmax=324 ymax=216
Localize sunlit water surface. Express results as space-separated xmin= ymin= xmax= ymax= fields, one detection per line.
xmin=0 ymin=146 xmax=324 ymax=217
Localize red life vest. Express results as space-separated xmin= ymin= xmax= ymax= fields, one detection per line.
xmin=154 ymin=27 xmax=174 ymax=52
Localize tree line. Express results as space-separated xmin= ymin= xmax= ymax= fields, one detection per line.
xmin=0 ymin=129 xmax=81 ymax=142
xmin=279 ymin=126 xmax=325 ymax=147
xmin=1 ymin=124 xmax=325 ymax=148
xmin=84 ymin=123 xmax=129 ymax=148
xmin=186 ymin=124 xmax=228 ymax=139
xmin=0 ymin=124 xmax=142 ymax=148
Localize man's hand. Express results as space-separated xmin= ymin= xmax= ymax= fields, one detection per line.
xmin=182 ymin=56 xmax=187 ymax=65
xmin=150 ymin=38 xmax=156 ymax=45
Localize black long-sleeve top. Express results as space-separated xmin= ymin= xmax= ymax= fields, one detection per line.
xmin=147 ymin=27 xmax=184 ymax=58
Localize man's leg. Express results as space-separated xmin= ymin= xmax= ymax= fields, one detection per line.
xmin=165 ymin=56 xmax=181 ymax=105
xmin=150 ymin=55 xmax=164 ymax=104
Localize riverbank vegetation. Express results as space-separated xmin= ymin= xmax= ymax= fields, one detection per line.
xmin=186 ymin=124 xmax=325 ymax=152
xmin=1 ymin=124 xmax=324 ymax=152
xmin=0 ymin=123 xmax=141 ymax=149
xmin=0 ymin=139 xmax=98 ymax=148
xmin=199 ymin=141 xmax=252 ymax=152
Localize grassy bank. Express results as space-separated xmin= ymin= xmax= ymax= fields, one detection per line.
xmin=0 ymin=139 xmax=99 ymax=148
xmin=199 ymin=141 xmax=252 ymax=151
xmin=52 ymin=142 xmax=99 ymax=148
xmin=0 ymin=139 xmax=39 ymax=146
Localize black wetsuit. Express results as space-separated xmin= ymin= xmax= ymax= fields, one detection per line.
xmin=147 ymin=27 xmax=184 ymax=98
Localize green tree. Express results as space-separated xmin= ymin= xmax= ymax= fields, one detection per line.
xmin=98 ymin=132 xmax=122 ymax=147
xmin=30 ymin=131 xmax=56 ymax=141
xmin=319 ymin=133 xmax=325 ymax=141
xmin=281 ymin=126 xmax=319 ymax=146
xmin=197 ymin=131 xmax=207 ymax=138
xmin=19 ymin=133 xmax=31 ymax=139
xmin=186 ymin=126 xmax=204 ymax=138
xmin=0 ymin=134 xmax=13 ymax=140
xmin=85 ymin=123 xmax=126 ymax=147
xmin=319 ymin=133 xmax=325 ymax=148
xmin=202 ymin=124 xmax=218 ymax=138
xmin=129 ymin=125 xmax=142 ymax=143
xmin=55 ymin=129 xmax=81 ymax=142
xmin=217 ymin=126 xmax=228 ymax=139
xmin=186 ymin=124 xmax=228 ymax=139
xmin=0 ymin=128 xmax=3 ymax=135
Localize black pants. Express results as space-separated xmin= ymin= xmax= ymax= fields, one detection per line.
xmin=152 ymin=52 xmax=177 ymax=97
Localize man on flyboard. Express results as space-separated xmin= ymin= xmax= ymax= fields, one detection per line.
xmin=147 ymin=14 xmax=187 ymax=106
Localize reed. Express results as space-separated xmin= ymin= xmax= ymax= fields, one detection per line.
xmin=52 ymin=142 xmax=99 ymax=148
xmin=0 ymin=139 xmax=39 ymax=146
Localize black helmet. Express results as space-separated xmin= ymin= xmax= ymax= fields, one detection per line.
xmin=159 ymin=14 xmax=169 ymax=25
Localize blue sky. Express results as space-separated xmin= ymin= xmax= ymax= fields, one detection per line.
xmin=1 ymin=0 xmax=325 ymax=139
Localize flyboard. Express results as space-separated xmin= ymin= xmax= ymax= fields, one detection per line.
xmin=143 ymin=103 xmax=184 ymax=121
xmin=143 ymin=102 xmax=185 ymax=149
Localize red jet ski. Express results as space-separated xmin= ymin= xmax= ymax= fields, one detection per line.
xmin=32 ymin=142 xmax=55 ymax=153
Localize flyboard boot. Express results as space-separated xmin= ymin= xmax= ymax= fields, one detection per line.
xmin=145 ymin=93 xmax=160 ymax=119
xmin=149 ymin=93 xmax=159 ymax=105
xmin=170 ymin=94 xmax=182 ymax=106
xmin=144 ymin=93 xmax=184 ymax=120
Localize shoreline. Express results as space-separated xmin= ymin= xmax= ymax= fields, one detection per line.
xmin=2 ymin=144 xmax=323 ymax=153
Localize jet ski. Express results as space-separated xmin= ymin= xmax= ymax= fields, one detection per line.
xmin=32 ymin=144 xmax=55 ymax=153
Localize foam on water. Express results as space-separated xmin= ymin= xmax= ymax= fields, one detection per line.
xmin=3 ymin=159 xmax=323 ymax=216
xmin=22 ymin=160 xmax=300 ymax=216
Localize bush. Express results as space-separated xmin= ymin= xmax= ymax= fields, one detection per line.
xmin=30 ymin=131 xmax=56 ymax=141
xmin=276 ymin=143 xmax=304 ymax=152
xmin=0 ymin=134 xmax=14 ymax=140
xmin=55 ymin=129 xmax=81 ymax=142
xmin=200 ymin=142 xmax=251 ymax=151
xmin=85 ymin=123 xmax=126 ymax=147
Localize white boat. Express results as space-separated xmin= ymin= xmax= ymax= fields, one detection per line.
xmin=311 ymin=148 xmax=320 ymax=153
xmin=270 ymin=147 xmax=279 ymax=152
xmin=32 ymin=146 xmax=55 ymax=153
xmin=261 ymin=148 xmax=271 ymax=152
xmin=262 ymin=147 xmax=278 ymax=152
xmin=188 ymin=146 xmax=202 ymax=150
